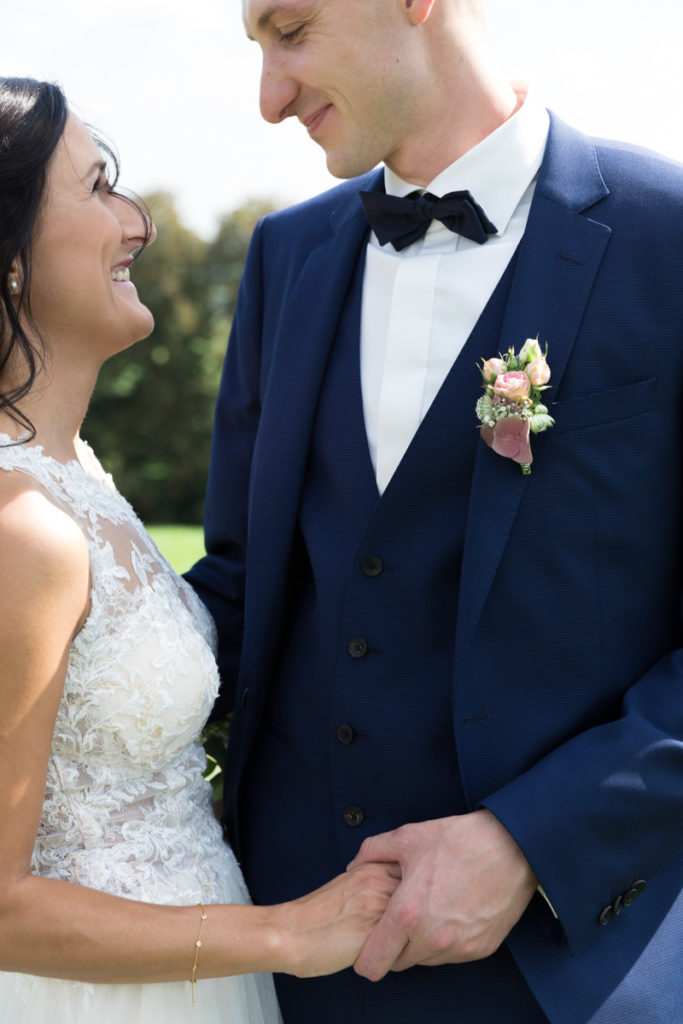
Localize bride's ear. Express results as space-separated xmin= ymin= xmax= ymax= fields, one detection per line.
xmin=7 ymin=262 xmax=22 ymax=298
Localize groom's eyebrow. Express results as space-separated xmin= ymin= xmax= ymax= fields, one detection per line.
xmin=247 ymin=1 xmax=312 ymax=39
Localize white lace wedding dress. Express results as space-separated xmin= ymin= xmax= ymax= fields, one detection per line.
xmin=0 ymin=436 xmax=281 ymax=1024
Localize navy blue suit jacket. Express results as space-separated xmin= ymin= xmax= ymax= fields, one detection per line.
xmin=187 ymin=113 xmax=683 ymax=1023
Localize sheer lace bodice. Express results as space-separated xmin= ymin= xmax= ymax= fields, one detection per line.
xmin=0 ymin=434 xmax=246 ymax=907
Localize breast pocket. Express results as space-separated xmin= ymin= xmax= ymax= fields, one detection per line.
xmin=550 ymin=378 xmax=657 ymax=435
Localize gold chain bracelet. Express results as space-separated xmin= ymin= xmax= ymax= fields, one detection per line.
xmin=190 ymin=903 xmax=208 ymax=1006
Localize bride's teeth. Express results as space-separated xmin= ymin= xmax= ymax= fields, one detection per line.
xmin=111 ymin=267 xmax=131 ymax=282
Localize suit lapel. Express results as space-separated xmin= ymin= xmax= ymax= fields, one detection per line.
xmin=243 ymin=177 xmax=379 ymax=683
xmin=455 ymin=114 xmax=612 ymax=660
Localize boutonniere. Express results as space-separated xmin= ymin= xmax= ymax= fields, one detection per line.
xmin=475 ymin=336 xmax=555 ymax=475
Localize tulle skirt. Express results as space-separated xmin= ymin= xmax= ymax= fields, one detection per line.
xmin=0 ymin=970 xmax=282 ymax=1023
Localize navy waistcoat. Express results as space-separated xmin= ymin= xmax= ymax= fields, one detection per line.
xmin=241 ymin=247 xmax=520 ymax=893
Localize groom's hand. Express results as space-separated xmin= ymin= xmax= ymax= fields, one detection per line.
xmin=348 ymin=809 xmax=538 ymax=980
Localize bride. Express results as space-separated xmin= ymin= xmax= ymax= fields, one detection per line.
xmin=0 ymin=77 xmax=397 ymax=1023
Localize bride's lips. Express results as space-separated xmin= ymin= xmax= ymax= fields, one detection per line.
xmin=111 ymin=256 xmax=135 ymax=287
xmin=304 ymin=104 xmax=332 ymax=137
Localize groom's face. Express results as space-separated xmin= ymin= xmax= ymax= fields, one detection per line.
xmin=243 ymin=0 xmax=423 ymax=179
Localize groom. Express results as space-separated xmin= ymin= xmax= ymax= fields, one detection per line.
xmin=187 ymin=1 xmax=683 ymax=1021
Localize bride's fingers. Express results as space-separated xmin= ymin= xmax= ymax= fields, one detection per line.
xmin=353 ymin=902 xmax=410 ymax=982
xmin=281 ymin=862 xmax=401 ymax=977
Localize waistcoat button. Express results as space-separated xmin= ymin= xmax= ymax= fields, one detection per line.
xmin=343 ymin=805 xmax=365 ymax=827
xmin=337 ymin=723 xmax=355 ymax=744
xmin=348 ymin=638 xmax=368 ymax=659
xmin=361 ymin=556 xmax=383 ymax=577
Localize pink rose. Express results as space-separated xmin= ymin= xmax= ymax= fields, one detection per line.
xmin=526 ymin=356 xmax=551 ymax=386
xmin=481 ymin=417 xmax=533 ymax=466
xmin=482 ymin=357 xmax=506 ymax=382
xmin=492 ymin=371 xmax=531 ymax=402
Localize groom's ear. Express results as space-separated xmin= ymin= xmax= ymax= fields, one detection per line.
xmin=402 ymin=0 xmax=437 ymax=26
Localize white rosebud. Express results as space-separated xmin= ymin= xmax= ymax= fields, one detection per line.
xmin=519 ymin=337 xmax=542 ymax=365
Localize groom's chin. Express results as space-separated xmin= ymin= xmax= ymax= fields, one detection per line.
xmin=322 ymin=146 xmax=382 ymax=182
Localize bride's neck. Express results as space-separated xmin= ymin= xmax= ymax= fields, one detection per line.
xmin=0 ymin=355 xmax=99 ymax=464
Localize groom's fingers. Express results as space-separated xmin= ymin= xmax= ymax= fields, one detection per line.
xmin=349 ymin=828 xmax=411 ymax=871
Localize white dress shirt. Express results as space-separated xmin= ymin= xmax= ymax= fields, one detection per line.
xmin=360 ymin=93 xmax=550 ymax=494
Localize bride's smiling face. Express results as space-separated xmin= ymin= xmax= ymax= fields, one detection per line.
xmin=28 ymin=116 xmax=156 ymax=359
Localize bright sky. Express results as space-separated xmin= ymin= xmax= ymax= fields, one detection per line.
xmin=2 ymin=0 xmax=682 ymax=237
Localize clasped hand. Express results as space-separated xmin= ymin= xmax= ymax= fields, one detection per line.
xmin=347 ymin=809 xmax=538 ymax=981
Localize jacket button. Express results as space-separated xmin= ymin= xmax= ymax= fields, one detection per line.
xmin=598 ymin=905 xmax=614 ymax=927
xmin=361 ymin=556 xmax=383 ymax=577
xmin=348 ymin=638 xmax=368 ymax=659
xmin=343 ymin=805 xmax=365 ymax=827
xmin=623 ymin=879 xmax=648 ymax=907
xmin=337 ymin=723 xmax=355 ymax=745
xmin=240 ymin=688 xmax=249 ymax=711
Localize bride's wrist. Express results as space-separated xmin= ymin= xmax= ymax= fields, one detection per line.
xmin=262 ymin=900 xmax=314 ymax=977
xmin=244 ymin=902 xmax=299 ymax=976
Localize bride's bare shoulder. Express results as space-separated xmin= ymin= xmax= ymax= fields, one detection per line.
xmin=0 ymin=469 xmax=90 ymax=631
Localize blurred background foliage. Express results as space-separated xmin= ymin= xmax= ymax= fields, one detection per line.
xmin=83 ymin=193 xmax=273 ymax=524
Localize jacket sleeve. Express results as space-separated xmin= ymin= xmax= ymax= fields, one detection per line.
xmin=482 ymin=640 xmax=683 ymax=956
xmin=185 ymin=220 xmax=266 ymax=718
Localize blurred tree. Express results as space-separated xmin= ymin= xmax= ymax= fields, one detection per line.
xmin=84 ymin=193 xmax=272 ymax=523
xmin=206 ymin=200 xmax=274 ymax=323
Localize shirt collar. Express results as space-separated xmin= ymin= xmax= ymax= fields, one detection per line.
xmin=383 ymin=88 xmax=550 ymax=237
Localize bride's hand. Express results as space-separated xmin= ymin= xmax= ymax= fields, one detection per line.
xmin=274 ymin=863 xmax=400 ymax=978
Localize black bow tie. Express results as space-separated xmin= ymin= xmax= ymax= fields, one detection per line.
xmin=359 ymin=189 xmax=497 ymax=251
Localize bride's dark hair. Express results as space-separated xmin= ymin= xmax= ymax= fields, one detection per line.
xmin=0 ymin=78 xmax=66 ymax=438
xmin=0 ymin=77 xmax=152 ymax=439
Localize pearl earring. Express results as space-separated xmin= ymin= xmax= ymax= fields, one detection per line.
xmin=9 ymin=279 xmax=19 ymax=294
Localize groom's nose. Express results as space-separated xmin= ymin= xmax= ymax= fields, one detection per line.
xmin=259 ymin=52 xmax=299 ymax=124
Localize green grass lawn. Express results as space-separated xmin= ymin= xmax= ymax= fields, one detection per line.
xmin=148 ymin=524 xmax=205 ymax=573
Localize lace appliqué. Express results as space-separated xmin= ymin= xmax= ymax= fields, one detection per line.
xmin=0 ymin=437 xmax=248 ymax=909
